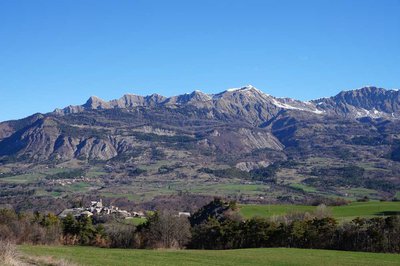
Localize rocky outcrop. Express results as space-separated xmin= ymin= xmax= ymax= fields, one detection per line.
xmin=74 ymin=137 xmax=118 ymax=160
xmin=235 ymin=160 xmax=270 ymax=172
xmin=205 ymin=127 xmax=284 ymax=153
xmin=83 ymin=96 xmax=112 ymax=109
xmin=313 ymin=86 xmax=400 ymax=118
xmin=0 ymin=117 xmax=119 ymax=161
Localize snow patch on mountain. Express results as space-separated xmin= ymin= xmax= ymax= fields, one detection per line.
xmin=271 ymin=98 xmax=324 ymax=114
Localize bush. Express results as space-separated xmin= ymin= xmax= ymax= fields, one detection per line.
xmin=357 ymin=196 xmax=370 ymax=202
xmin=61 ymin=214 xmax=107 ymax=246
xmin=310 ymin=197 xmax=349 ymax=206
xmin=0 ymin=240 xmax=18 ymax=266
xmin=0 ymin=209 xmax=61 ymax=245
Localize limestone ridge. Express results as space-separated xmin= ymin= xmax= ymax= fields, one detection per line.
xmin=313 ymin=86 xmax=400 ymax=118
xmin=54 ymin=85 xmax=400 ymax=119
xmin=1 ymin=85 xmax=400 ymax=163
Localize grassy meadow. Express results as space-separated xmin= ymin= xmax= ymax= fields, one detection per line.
xmin=239 ymin=201 xmax=400 ymax=220
xmin=19 ymin=245 xmax=400 ymax=266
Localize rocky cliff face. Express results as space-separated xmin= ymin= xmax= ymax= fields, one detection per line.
xmin=1 ymin=85 xmax=400 ymax=164
xmin=313 ymin=86 xmax=400 ymax=118
xmin=54 ymin=85 xmax=325 ymax=125
xmin=55 ymin=85 xmax=400 ymax=121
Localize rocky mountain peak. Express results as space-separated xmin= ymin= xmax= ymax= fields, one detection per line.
xmin=83 ymin=96 xmax=110 ymax=109
xmin=188 ymin=90 xmax=212 ymax=101
xmin=111 ymin=94 xmax=145 ymax=108
xmin=336 ymin=86 xmax=388 ymax=99
xmin=146 ymin=93 xmax=167 ymax=101
xmin=313 ymin=86 xmax=400 ymax=118
xmin=212 ymin=85 xmax=267 ymax=100
xmin=223 ymin=84 xmax=261 ymax=93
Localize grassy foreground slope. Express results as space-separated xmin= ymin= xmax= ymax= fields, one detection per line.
xmin=20 ymin=245 xmax=400 ymax=266
xmin=239 ymin=201 xmax=400 ymax=220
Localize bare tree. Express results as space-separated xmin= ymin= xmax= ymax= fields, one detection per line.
xmin=314 ymin=204 xmax=332 ymax=219
xmin=105 ymin=223 xmax=136 ymax=248
xmin=143 ymin=211 xmax=191 ymax=249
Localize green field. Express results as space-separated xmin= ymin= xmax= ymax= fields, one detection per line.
xmin=19 ymin=245 xmax=400 ymax=266
xmin=0 ymin=173 xmax=43 ymax=184
xmin=189 ymin=183 xmax=268 ymax=194
xmin=239 ymin=201 xmax=400 ymax=220
xmin=125 ymin=217 xmax=147 ymax=226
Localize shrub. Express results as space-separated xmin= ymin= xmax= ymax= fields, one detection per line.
xmin=0 ymin=240 xmax=18 ymax=266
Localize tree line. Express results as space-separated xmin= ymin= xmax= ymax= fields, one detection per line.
xmin=0 ymin=199 xmax=399 ymax=253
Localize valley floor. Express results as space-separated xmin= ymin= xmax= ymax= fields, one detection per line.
xmin=19 ymin=245 xmax=400 ymax=266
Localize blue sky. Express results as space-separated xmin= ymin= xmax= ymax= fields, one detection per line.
xmin=0 ymin=0 xmax=399 ymax=122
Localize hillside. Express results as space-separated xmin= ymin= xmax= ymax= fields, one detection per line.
xmin=1 ymin=85 xmax=400 ymax=212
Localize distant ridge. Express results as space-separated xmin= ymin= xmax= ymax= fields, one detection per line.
xmin=53 ymin=85 xmax=400 ymax=119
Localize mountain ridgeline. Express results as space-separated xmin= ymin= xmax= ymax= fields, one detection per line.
xmin=1 ymin=85 xmax=400 ymax=162
xmin=1 ymin=85 xmax=400 ymax=206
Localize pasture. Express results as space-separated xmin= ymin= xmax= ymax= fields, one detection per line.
xmin=239 ymin=201 xmax=400 ymax=220
xmin=19 ymin=245 xmax=400 ymax=266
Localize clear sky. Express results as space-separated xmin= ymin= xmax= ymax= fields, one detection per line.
xmin=0 ymin=0 xmax=399 ymax=122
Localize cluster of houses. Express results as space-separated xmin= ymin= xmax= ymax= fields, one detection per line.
xmin=58 ymin=199 xmax=192 ymax=220
xmin=47 ymin=177 xmax=92 ymax=186
xmin=58 ymin=199 xmax=145 ymax=219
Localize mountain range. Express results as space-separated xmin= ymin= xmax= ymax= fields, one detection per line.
xmin=1 ymin=85 xmax=400 ymax=161
xmin=1 ymin=85 xmax=400 ymax=211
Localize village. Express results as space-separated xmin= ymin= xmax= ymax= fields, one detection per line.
xmin=58 ymin=199 xmax=191 ymax=220
xmin=58 ymin=199 xmax=145 ymax=219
